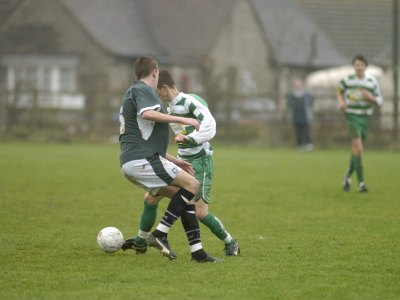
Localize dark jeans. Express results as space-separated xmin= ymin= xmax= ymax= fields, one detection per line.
xmin=294 ymin=123 xmax=312 ymax=146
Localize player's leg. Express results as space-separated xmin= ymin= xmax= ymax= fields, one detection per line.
xmin=121 ymin=192 xmax=163 ymax=253
xmin=122 ymin=155 xmax=217 ymax=260
xmin=352 ymin=137 xmax=368 ymax=192
xmin=351 ymin=137 xmax=365 ymax=187
xmin=343 ymin=114 xmax=361 ymax=191
xmin=139 ymin=193 xmax=161 ymax=238
xmin=180 ymin=203 xmax=219 ymax=262
xmin=152 ymin=167 xmax=199 ymax=235
xmin=120 ymin=157 xmax=176 ymax=253
xmin=123 ymin=185 xmax=180 ymax=253
xmin=343 ymin=117 xmax=368 ymax=192
xmin=154 ymin=184 xmax=219 ymax=262
xmin=351 ymin=115 xmax=369 ymax=192
xmin=124 ymin=184 xmax=216 ymax=261
xmin=343 ymin=153 xmax=355 ymax=191
xmin=345 ymin=154 xmax=356 ymax=179
xmin=147 ymin=169 xmax=199 ymax=259
xmin=196 ymin=198 xmax=239 ymax=256
xmin=142 ymin=184 xmax=218 ymax=262
xmin=192 ymin=156 xmax=240 ymax=256
xmin=121 ymin=155 xmax=195 ymax=259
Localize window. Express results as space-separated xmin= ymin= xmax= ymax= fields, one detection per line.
xmin=60 ymin=67 xmax=75 ymax=92
xmin=42 ymin=67 xmax=52 ymax=91
xmin=3 ymin=55 xmax=78 ymax=93
xmin=2 ymin=55 xmax=84 ymax=109
xmin=26 ymin=67 xmax=37 ymax=89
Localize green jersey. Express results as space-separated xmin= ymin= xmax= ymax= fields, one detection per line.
xmin=338 ymin=73 xmax=383 ymax=116
xmin=119 ymin=80 xmax=169 ymax=166
xmin=168 ymin=92 xmax=216 ymax=160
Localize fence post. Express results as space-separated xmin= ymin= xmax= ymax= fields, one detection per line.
xmin=393 ymin=0 xmax=399 ymax=142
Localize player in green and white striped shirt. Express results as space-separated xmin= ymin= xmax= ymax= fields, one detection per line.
xmin=159 ymin=70 xmax=239 ymax=255
xmin=125 ymin=70 xmax=240 ymax=256
xmin=336 ymin=55 xmax=383 ymax=192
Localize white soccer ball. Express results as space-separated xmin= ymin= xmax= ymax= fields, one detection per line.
xmin=97 ymin=227 xmax=124 ymax=253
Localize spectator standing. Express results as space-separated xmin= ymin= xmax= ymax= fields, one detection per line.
xmin=287 ymin=79 xmax=314 ymax=151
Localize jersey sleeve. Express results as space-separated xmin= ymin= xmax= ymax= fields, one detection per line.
xmin=136 ymin=87 xmax=161 ymax=115
xmin=185 ymin=97 xmax=216 ymax=145
xmin=337 ymin=79 xmax=346 ymax=92
xmin=372 ymin=77 xmax=383 ymax=106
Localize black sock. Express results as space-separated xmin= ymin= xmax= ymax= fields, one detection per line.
xmin=153 ymin=188 xmax=194 ymax=238
xmin=181 ymin=204 xmax=207 ymax=260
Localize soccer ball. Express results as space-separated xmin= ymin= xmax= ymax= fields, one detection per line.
xmin=97 ymin=227 xmax=124 ymax=253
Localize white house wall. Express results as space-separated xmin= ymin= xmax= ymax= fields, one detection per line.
xmin=208 ymin=0 xmax=274 ymax=97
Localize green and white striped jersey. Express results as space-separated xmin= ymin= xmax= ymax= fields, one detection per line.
xmin=168 ymin=92 xmax=216 ymax=160
xmin=338 ymin=73 xmax=383 ymax=115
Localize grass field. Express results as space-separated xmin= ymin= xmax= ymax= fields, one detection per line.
xmin=0 ymin=143 xmax=399 ymax=299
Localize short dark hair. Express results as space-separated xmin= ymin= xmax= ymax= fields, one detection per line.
xmin=352 ymin=54 xmax=368 ymax=66
xmin=157 ymin=69 xmax=175 ymax=89
xmin=134 ymin=57 xmax=158 ymax=80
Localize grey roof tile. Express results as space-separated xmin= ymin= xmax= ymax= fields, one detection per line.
xmin=296 ymin=0 xmax=396 ymax=66
xmin=61 ymin=0 xmax=233 ymax=64
xmin=251 ymin=0 xmax=348 ymax=68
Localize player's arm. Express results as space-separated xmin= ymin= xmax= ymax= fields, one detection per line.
xmin=336 ymin=80 xmax=346 ymax=112
xmin=374 ymin=83 xmax=383 ymax=106
xmin=180 ymin=99 xmax=216 ymax=145
xmin=360 ymin=89 xmax=378 ymax=104
xmin=142 ymin=109 xmax=199 ymax=130
xmin=136 ymin=89 xmax=200 ymax=129
xmin=361 ymin=80 xmax=383 ymax=106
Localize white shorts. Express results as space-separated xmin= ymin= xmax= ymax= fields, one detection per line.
xmin=121 ymin=155 xmax=181 ymax=196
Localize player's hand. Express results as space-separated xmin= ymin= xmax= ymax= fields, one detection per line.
xmin=361 ymin=89 xmax=375 ymax=103
xmin=339 ymin=101 xmax=346 ymax=112
xmin=174 ymin=159 xmax=195 ymax=176
xmin=181 ymin=118 xmax=200 ymax=130
xmin=175 ymin=134 xmax=189 ymax=144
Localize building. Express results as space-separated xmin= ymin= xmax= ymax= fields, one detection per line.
xmin=0 ymin=0 xmax=397 ymax=140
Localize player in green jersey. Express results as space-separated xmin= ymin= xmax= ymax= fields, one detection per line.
xmin=120 ymin=57 xmax=217 ymax=262
xmin=123 ymin=69 xmax=240 ymax=256
xmin=336 ymin=55 xmax=383 ymax=192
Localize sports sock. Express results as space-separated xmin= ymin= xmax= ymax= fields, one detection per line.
xmin=153 ymin=188 xmax=194 ymax=237
xmin=354 ymin=155 xmax=364 ymax=183
xmin=201 ymin=213 xmax=232 ymax=244
xmin=345 ymin=154 xmax=355 ymax=178
xmin=134 ymin=233 xmax=147 ymax=245
xmin=133 ymin=201 xmax=158 ymax=244
xmin=139 ymin=201 xmax=158 ymax=232
xmin=180 ymin=204 xmax=207 ymax=260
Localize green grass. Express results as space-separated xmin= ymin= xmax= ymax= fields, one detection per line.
xmin=0 ymin=143 xmax=399 ymax=299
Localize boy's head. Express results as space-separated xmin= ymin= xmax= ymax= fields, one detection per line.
xmin=352 ymin=54 xmax=368 ymax=78
xmin=134 ymin=57 xmax=159 ymax=80
xmin=157 ymin=70 xmax=176 ymax=102
xmin=157 ymin=70 xmax=175 ymax=89
xmin=352 ymin=54 xmax=368 ymax=66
